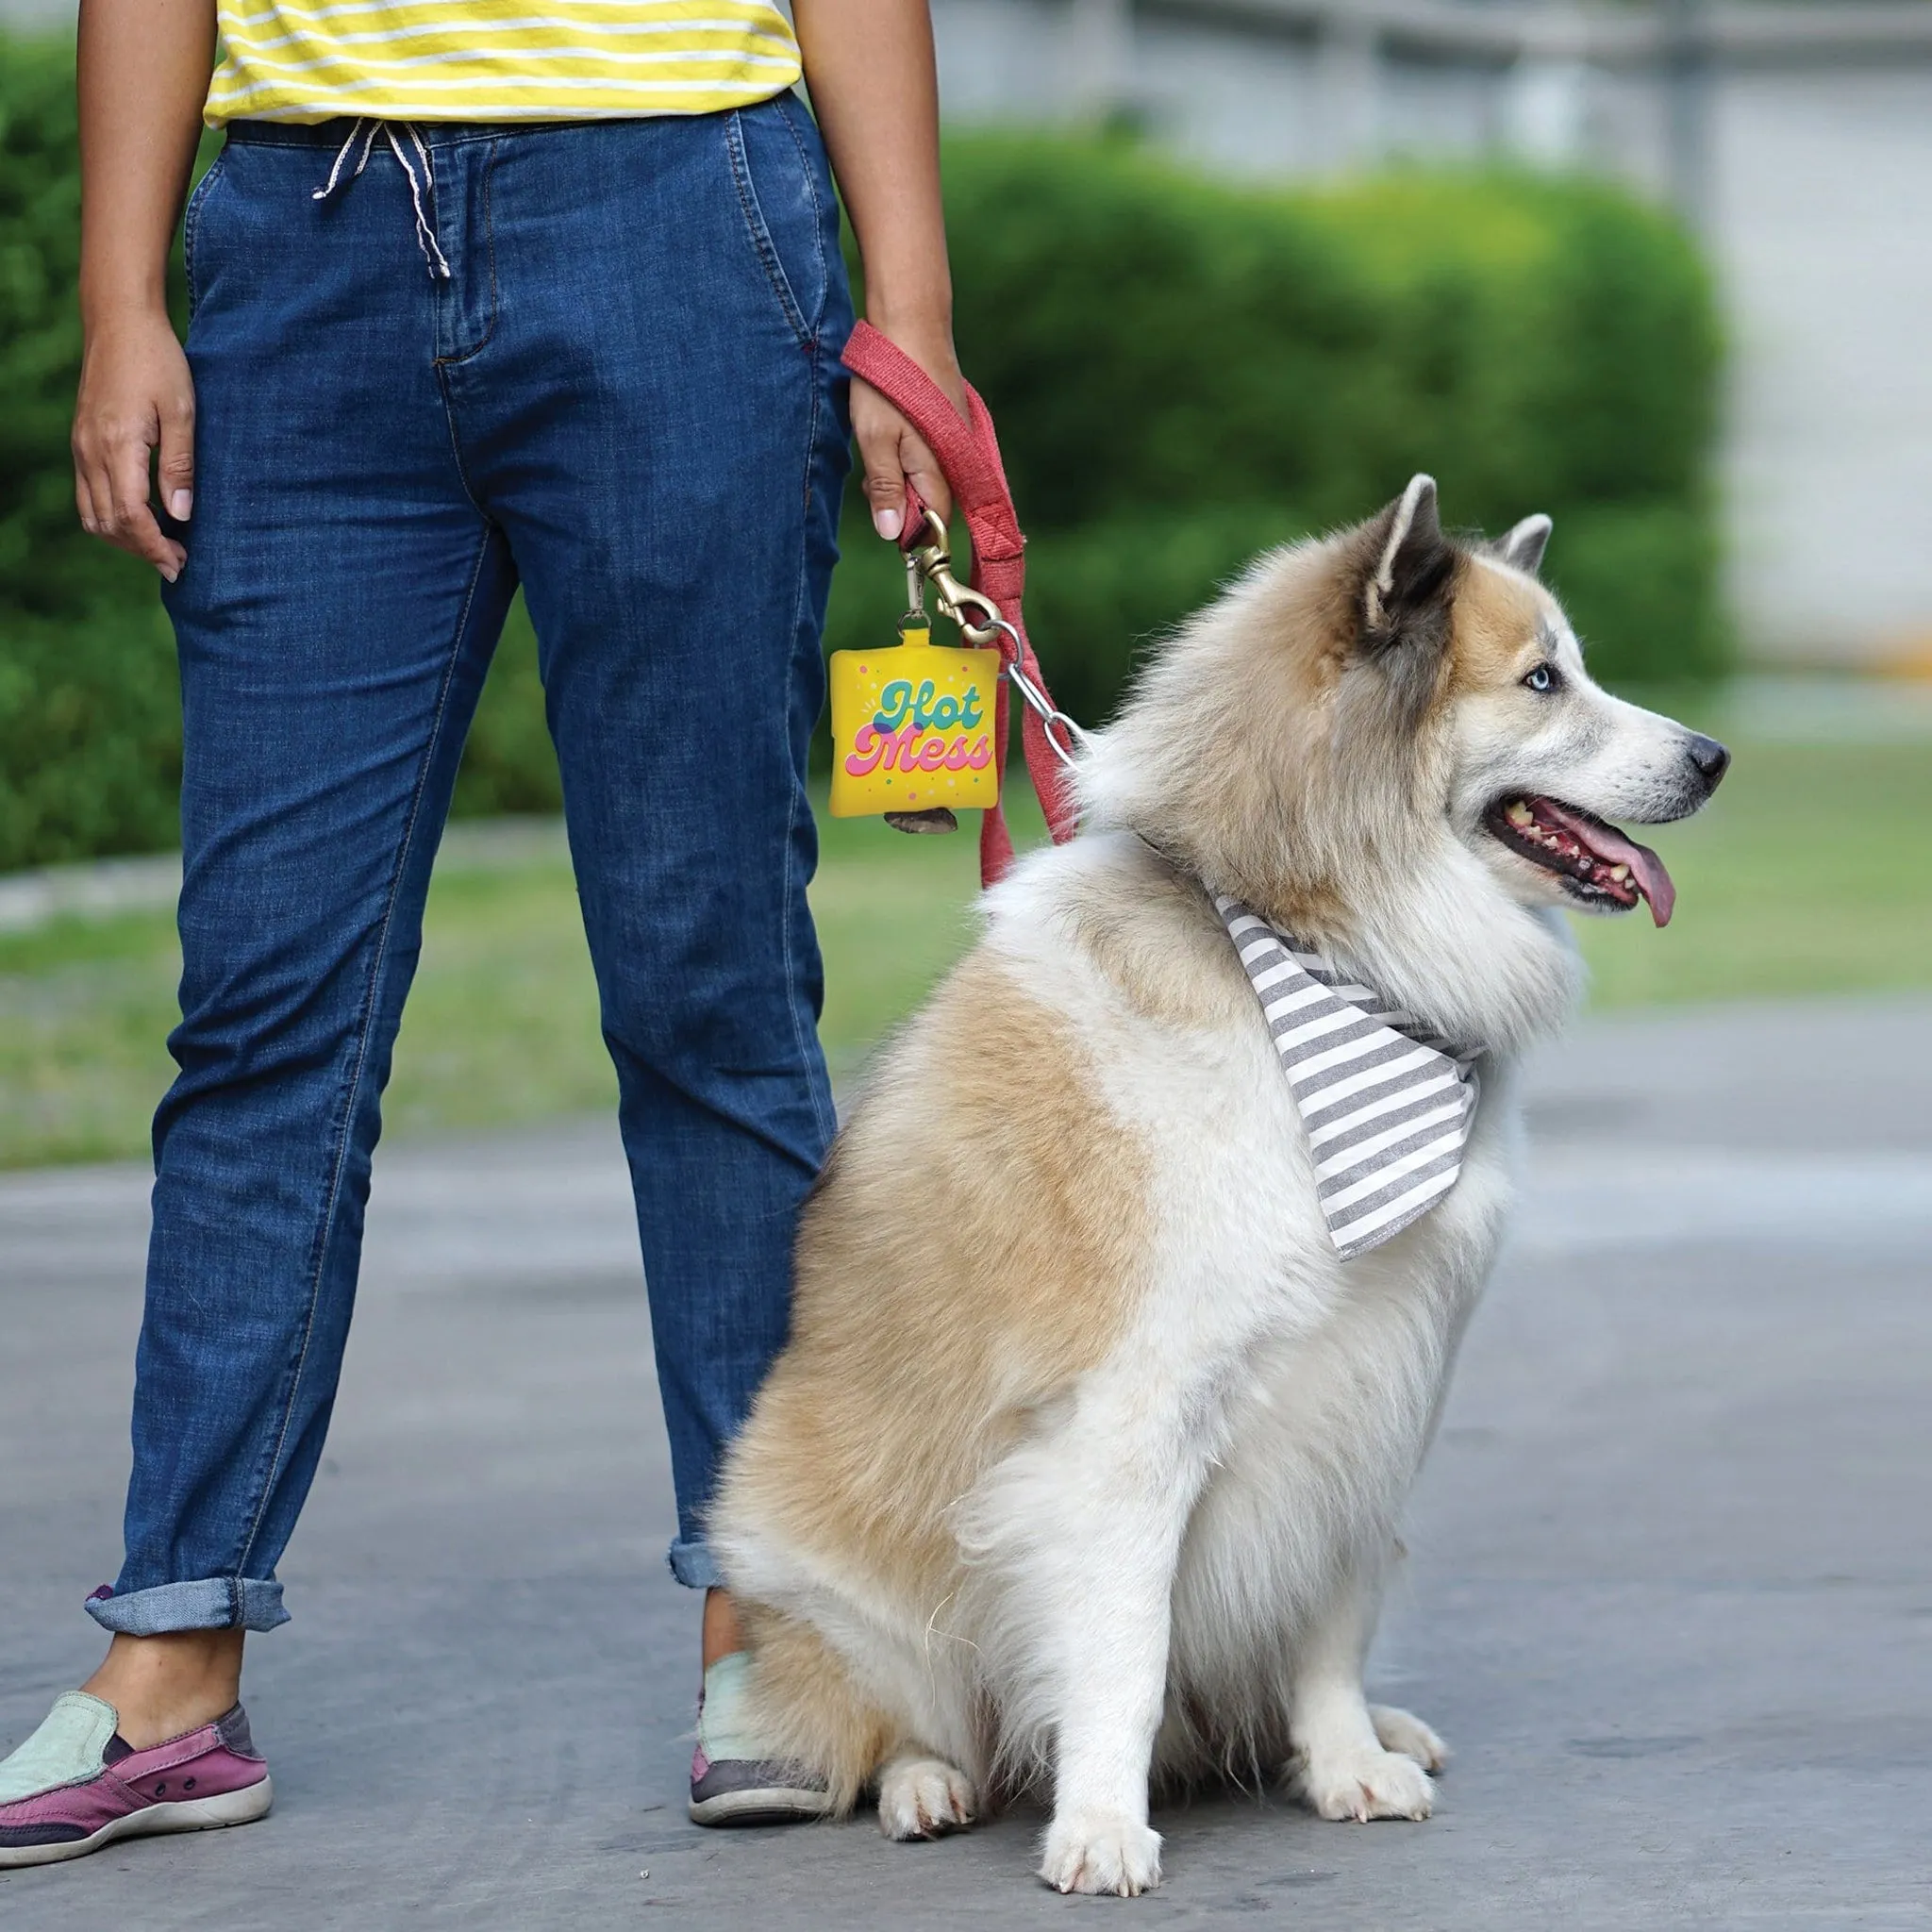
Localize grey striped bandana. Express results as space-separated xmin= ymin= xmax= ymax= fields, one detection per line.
xmin=1216 ymin=896 xmax=1481 ymax=1258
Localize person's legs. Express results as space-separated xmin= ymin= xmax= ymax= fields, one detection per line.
xmin=86 ymin=125 xmax=516 ymax=1722
xmin=13 ymin=100 xmax=852 ymax=1859
xmin=440 ymin=96 xmax=851 ymax=1601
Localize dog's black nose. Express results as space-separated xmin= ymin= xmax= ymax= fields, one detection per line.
xmin=1685 ymin=734 xmax=1730 ymax=789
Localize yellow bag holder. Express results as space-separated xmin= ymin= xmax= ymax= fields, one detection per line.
xmin=828 ymin=513 xmax=1005 ymax=827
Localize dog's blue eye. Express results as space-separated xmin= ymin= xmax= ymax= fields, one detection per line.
xmin=1524 ymin=664 xmax=1557 ymax=693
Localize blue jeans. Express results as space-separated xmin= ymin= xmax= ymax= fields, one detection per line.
xmin=87 ymin=98 xmax=852 ymax=1637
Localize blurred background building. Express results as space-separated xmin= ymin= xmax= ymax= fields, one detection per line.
xmin=4 ymin=0 xmax=1927 ymax=668
xmin=919 ymin=0 xmax=1932 ymax=673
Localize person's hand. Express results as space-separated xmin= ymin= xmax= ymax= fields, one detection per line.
xmin=850 ymin=319 xmax=968 ymax=544
xmin=73 ymin=304 xmax=196 ymax=582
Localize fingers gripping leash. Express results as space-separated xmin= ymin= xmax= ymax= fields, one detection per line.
xmin=840 ymin=322 xmax=1083 ymax=887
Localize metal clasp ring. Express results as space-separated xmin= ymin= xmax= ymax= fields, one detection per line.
xmin=988 ymin=620 xmax=1089 ymax=770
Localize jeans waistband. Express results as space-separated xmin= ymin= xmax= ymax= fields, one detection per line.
xmin=223 ymin=112 xmax=724 ymax=151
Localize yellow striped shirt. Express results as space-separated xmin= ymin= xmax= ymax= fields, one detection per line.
xmin=205 ymin=0 xmax=803 ymax=125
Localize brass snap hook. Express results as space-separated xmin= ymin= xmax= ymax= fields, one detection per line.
xmin=906 ymin=508 xmax=1003 ymax=645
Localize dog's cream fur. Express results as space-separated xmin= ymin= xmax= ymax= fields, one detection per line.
xmin=711 ymin=477 xmax=1724 ymax=1894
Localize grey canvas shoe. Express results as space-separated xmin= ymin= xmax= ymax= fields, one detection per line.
xmin=687 ymin=1654 xmax=833 ymax=1826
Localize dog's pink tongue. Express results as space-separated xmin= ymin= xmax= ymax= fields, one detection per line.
xmin=1528 ymin=797 xmax=1676 ymax=928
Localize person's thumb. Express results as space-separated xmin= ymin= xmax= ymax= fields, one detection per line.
xmin=157 ymin=388 xmax=195 ymax=523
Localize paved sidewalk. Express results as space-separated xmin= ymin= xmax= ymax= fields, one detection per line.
xmin=3 ymin=998 xmax=1929 ymax=1930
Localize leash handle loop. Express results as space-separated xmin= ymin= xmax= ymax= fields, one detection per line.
xmin=841 ymin=321 xmax=1079 ymax=886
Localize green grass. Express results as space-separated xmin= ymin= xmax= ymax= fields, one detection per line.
xmin=0 ymin=907 xmax=185 ymax=1168
xmin=1572 ymin=740 xmax=1932 ymax=1007
xmin=2 ymin=741 xmax=1926 ymax=1170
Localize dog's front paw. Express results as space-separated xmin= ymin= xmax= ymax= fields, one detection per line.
xmin=1292 ymin=1742 xmax=1435 ymax=1823
xmin=1369 ymin=1704 xmax=1449 ymax=1773
xmin=1038 ymin=1808 xmax=1163 ymax=1895
xmin=876 ymin=1757 xmax=976 ymax=1840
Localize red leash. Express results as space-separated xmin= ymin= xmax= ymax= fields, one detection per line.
xmin=841 ymin=321 xmax=1079 ymax=888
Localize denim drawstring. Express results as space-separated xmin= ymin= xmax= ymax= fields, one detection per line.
xmin=311 ymin=118 xmax=452 ymax=280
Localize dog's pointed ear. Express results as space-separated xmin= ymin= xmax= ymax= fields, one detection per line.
xmin=1361 ymin=474 xmax=1454 ymax=640
xmin=1489 ymin=512 xmax=1552 ymax=577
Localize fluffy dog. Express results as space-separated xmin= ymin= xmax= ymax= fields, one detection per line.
xmin=711 ymin=476 xmax=1728 ymax=1894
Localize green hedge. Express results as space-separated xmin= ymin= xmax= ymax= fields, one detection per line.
xmin=0 ymin=42 xmax=1725 ymax=865
xmin=824 ymin=137 xmax=1727 ymax=724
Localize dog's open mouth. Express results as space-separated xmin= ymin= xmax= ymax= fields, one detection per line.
xmin=1484 ymin=795 xmax=1676 ymax=927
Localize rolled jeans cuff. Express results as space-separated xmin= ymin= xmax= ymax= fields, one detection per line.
xmin=86 ymin=1577 xmax=291 ymax=1635
xmin=667 ymin=1538 xmax=723 ymax=1591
